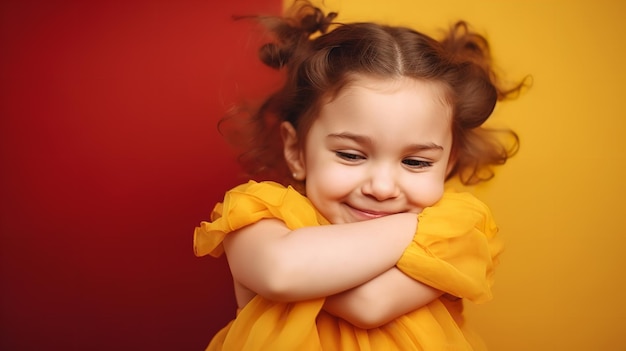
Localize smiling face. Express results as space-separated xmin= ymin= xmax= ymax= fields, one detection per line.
xmin=282 ymin=75 xmax=454 ymax=224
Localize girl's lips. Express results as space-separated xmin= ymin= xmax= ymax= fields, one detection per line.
xmin=345 ymin=204 xmax=395 ymax=220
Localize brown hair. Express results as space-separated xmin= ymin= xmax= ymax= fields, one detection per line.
xmin=220 ymin=2 xmax=526 ymax=187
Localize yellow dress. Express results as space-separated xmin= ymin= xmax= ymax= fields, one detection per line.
xmin=194 ymin=181 xmax=503 ymax=350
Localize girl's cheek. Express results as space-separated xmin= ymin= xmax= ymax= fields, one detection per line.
xmin=429 ymin=183 xmax=445 ymax=206
xmin=411 ymin=178 xmax=445 ymax=207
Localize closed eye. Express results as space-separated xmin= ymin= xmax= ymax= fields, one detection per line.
xmin=336 ymin=151 xmax=365 ymax=161
xmin=402 ymin=158 xmax=433 ymax=169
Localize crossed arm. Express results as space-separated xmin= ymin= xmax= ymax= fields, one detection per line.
xmin=222 ymin=213 xmax=442 ymax=328
xmin=323 ymin=267 xmax=442 ymax=328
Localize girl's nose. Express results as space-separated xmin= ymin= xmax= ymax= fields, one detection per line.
xmin=362 ymin=167 xmax=400 ymax=201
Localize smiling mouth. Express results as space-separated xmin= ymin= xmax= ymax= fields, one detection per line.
xmin=345 ymin=204 xmax=396 ymax=220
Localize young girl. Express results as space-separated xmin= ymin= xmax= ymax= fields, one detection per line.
xmin=195 ymin=3 xmax=523 ymax=350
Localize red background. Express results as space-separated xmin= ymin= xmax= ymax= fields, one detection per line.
xmin=1 ymin=0 xmax=280 ymax=349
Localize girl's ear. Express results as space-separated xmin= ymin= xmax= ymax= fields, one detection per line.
xmin=280 ymin=122 xmax=306 ymax=180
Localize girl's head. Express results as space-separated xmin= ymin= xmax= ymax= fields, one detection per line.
xmin=222 ymin=3 xmax=523 ymax=215
xmin=282 ymin=75 xmax=454 ymax=223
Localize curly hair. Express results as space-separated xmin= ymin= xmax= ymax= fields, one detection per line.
xmin=220 ymin=2 xmax=526 ymax=187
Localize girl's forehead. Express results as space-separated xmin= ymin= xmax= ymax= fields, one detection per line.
xmin=330 ymin=74 xmax=450 ymax=103
xmin=297 ymin=74 xmax=452 ymax=138
xmin=329 ymin=76 xmax=452 ymax=114
xmin=315 ymin=76 xmax=453 ymax=134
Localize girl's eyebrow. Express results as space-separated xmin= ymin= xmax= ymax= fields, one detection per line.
xmin=405 ymin=143 xmax=444 ymax=152
xmin=327 ymin=132 xmax=372 ymax=145
xmin=327 ymin=132 xmax=444 ymax=152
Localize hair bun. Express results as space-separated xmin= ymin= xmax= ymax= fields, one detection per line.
xmin=256 ymin=7 xmax=337 ymax=70
xmin=259 ymin=42 xmax=293 ymax=69
xmin=300 ymin=9 xmax=337 ymax=35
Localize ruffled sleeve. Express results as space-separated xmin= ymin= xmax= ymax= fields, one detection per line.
xmin=396 ymin=191 xmax=503 ymax=304
xmin=193 ymin=180 xmax=327 ymax=258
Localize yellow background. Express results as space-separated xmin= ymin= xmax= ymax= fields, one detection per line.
xmin=286 ymin=0 xmax=626 ymax=349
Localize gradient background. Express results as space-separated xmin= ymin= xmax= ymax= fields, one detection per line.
xmin=1 ymin=0 xmax=279 ymax=349
xmin=2 ymin=0 xmax=625 ymax=350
